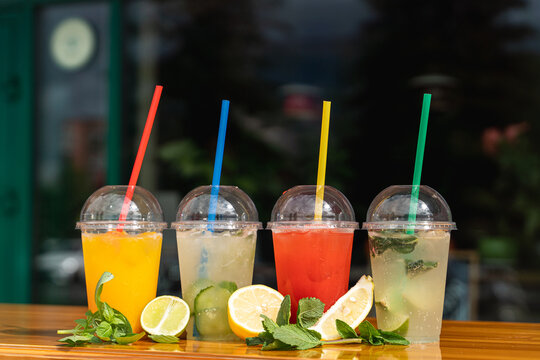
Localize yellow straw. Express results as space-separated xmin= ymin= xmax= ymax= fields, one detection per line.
xmin=314 ymin=101 xmax=331 ymax=220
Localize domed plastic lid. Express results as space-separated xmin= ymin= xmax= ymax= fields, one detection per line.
xmin=267 ymin=185 xmax=358 ymax=229
xmin=362 ymin=185 xmax=457 ymax=230
xmin=171 ymin=185 xmax=261 ymax=230
xmin=76 ymin=185 xmax=166 ymax=230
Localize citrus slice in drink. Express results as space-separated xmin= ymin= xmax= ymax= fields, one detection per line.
xmin=378 ymin=310 xmax=409 ymax=336
xmin=227 ymin=285 xmax=284 ymax=340
xmin=140 ymin=295 xmax=190 ymax=336
xmin=310 ymin=275 xmax=374 ymax=340
xmin=194 ymin=285 xmax=234 ymax=337
xmin=184 ymin=278 xmax=214 ymax=310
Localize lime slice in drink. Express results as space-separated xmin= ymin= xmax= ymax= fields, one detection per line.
xmin=184 ymin=278 xmax=214 ymax=309
xmin=194 ymin=285 xmax=234 ymax=337
xmin=377 ymin=308 xmax=409 ymax=336
xmin=140 ymin=295 xmax=190 ymax=336
xmin=218 ymin=280 xmax=238 ymax=294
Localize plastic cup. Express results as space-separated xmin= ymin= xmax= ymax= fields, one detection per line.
xmin=76 ymin=185 xmax=166 ymax=333
xmin=362 ymin=185 xmax=457 ymax=343
xmin=172 ymin=185 xmax=261 ymax=341
xmin=267 ymin=185 xmax=358 ymax=321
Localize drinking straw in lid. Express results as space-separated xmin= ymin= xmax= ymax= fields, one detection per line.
xmin=314 ymin=101 xmax=331 ymax=221
xmin=118 ymin=85 xmax=163 ymax=226
xmin=208 ymin=99 xmax=230 ymax=225
xmin=407 ymin=93 xmax=432 ymax=234
xmin=198 ymin=99 xmax=229 ymax=286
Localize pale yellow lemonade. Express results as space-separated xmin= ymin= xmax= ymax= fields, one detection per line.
xmin=176 ymin=228 xmax=256 ymax=341
xmin=368 ymin=229 xmax=450 ymax=343
xmin=82 ymin=231 xmax=162 ymax=333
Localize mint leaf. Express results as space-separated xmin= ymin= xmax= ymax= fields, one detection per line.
xmin=273 ymin=324 xmax=321 ymax=350
xmin=218 ymin=281 xmax=238 ymax=293
xmin=148 ymin=335 xmax=179 ymax=344
xmin=371 ymin=232 xmax=418 ymax=256
xmin=259 ymin=331 xmax=275 ymax=344
xmin=94 ymin=272 xmax=114 ymax=312
xmin=262 ymin=339 xmax=293 ymax=351
xmin=115 ymin=332 xmax=146 ymax=345
xmin=357 ymin=320 xmax=382 ymax=345
xmin=101 ymin=302 xmax=115 ymax=323
xmin=276 ymin=295 xmax=291 ymax=326
xmin=335 ymin=319 xmax=358 ymax=339
xmin=356 ymin=320 xmax=409 ymax=346
xmin=261 ymin=315 xmax=278 ymax=334
xmin=96 ymin=321 xmax=113 ymax=339
xmin=113 ymin=309 xmax=132 ymax=334
xmin=59 ymin=334 xmax=94 ymax=346
xmin=297 ymin=298 xmax=325 ymax=328
xmin=406 ymin=259 xmax=438 ymax=277
xmin=113 ymin=328 xmax=126 ymax=339
xmin=379 ymin=330 xmax=410 ymax=345
xmin=246 ymin=337 xmax=265 ymax=346
xmin=74 ymin=319 xmax=88 ymax=328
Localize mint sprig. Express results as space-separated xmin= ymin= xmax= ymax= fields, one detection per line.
xmin=406 ymin=259 xmax=438 ymax=277
xmin=57 ymin=272 xmax=145 ymax=346
xmin=246 ymin=296 xmax=409 ymax=351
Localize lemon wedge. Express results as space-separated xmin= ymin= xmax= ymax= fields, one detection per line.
xmin=310 ymin=275 xmax=374 ymax=340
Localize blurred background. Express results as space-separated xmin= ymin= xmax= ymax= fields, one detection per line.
xmin=1 ymin=0 xmax=540 ymax=322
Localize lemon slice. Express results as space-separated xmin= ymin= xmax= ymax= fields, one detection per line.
xmin=140 ymin=295 xmax=190 ymax=336
xmin=310 ymin=275 xmax=374 ymax=340
xmin=227 ymin=285 xmax=284 ymax=340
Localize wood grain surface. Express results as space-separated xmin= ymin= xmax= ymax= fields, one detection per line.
xmin=1 ymin=304 xmax=539 ymax=359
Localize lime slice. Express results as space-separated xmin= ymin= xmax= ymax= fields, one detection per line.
xmin=218 ymin=280 xmax=238 ymax=294
xmin=140 ymin=295 xmax=190 ymax=336
xmin=391 ymin=317 xmax=409 ymax=336
xmin=378 ymin=310 xmax=409 ymax=336
xmin=194 ymin=285 xmax=234 ymax=337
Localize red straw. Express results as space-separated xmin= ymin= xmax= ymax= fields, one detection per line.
xmin=118 ymin=85 xmax=163 ymax=224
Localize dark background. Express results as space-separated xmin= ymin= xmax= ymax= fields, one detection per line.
xmin=19 ymin=0 xmax=540 ymax=322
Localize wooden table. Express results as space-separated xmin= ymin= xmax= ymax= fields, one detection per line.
xmin=1 ymin=304 xmax=540 ymax=359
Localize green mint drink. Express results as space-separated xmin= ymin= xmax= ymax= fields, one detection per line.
xmin=363 ymin=186 xmax=456 ymax=343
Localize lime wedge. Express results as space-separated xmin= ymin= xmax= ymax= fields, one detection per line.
xmin=390 ymin=317 xmax=409 ymax=336
xmin=140 ymin=296 xmax=190 ymax=336
xmin=379 ymin=312 xmax=409 ymax=336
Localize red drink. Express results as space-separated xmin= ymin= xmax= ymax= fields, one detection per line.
xmin=273 ymin=229 xmax=354 ymax=321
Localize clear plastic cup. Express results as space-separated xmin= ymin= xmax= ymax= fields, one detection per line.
xmin=362 ymin=185 xmax=457 ymax=343
xmin=76 ymin=185 xmax=166 ymax=333
xmin=267 ymin=185 xmax=358 ymax=321
xmin=171 ymin=185 xmax=261 ymax=341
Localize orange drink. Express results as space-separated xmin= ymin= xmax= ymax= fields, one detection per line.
xmin=77 ymin=185 xmax=166 ymax=333
xmin=81 ymin=231 xmax=162 ymax=332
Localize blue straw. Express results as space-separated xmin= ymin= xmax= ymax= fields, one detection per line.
xmin=208 ymin=100 xmax=229 ymax=225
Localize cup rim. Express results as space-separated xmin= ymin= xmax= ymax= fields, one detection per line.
xmin=267 ymin=220 xmax=359 ymax=230
xmin=76 ymin=220 xmax=168 ymax=230
xmin=362 ymin=220 xmax=457 ymax=230
xmin=171 ymin=220 xmax=262 ymax=230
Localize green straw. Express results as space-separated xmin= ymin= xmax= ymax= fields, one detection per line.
xmin=407 ymin=93 xmax=431 ymax=234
